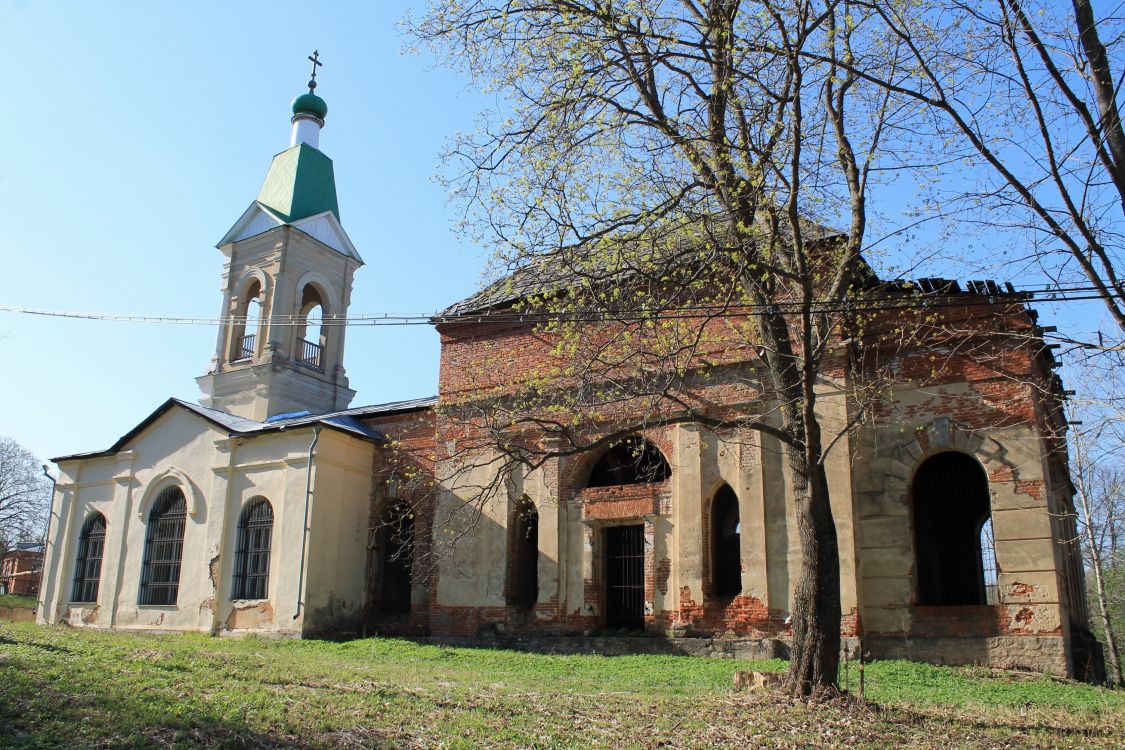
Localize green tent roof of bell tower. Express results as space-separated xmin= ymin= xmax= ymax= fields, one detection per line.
xmin=255 ymin=142 xmax=340 ymax=223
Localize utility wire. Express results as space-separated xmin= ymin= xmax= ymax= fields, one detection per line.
xmin=0 ymin=282 xmax=1117 ymax=327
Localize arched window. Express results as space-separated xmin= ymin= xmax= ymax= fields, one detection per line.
xmin=505 ymin=497 xmax=539 ymax=610
xmin=712 ymin=485 xmax=742 ymax=597
xmin=295 ymin=285 xmax=326 ymax=370
xmin=913 ymin=452 xmax=993 ymax=606
xmin=229 ymin=278 xmax=263 ymax=362
xmin=71 ymin=513 xmax=107 ymax=603
xmin=232 ymin=497 xmax=273 ymax=600
xmin=139 ymin=486 xmax=187 ymax=606
xmin=586 ymin=436 xmax=671 ymax=487
xmin=377 ymin=501 xmax=414 ymax=614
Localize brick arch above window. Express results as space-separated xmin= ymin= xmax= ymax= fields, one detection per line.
xmin=860 ymin=417 xmax=1017 ymax=502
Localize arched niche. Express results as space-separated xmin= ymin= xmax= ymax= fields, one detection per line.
xmin=711 ymin=484 xmax=742 ymax=597
xmin=505 ymin=496 xmax=539 ymax=610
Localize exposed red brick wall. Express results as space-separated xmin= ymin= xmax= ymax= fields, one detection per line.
xmin=909 ymin=606 xmax=1007 ymax=638
xmin=578 ymin=483 xmax=662 ymax=520
xmin=361 ymin=408 xmax=438 ymax=635
xmin=676 ymin=587 xmax=789 ymax=637
xmin=0 ymin=550 xmax=42 ymax=596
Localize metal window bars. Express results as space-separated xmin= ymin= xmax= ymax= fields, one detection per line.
xmin=232 ymin=499 xmax=273 ymax=600
xmin=138 ymin=487 xmax=186 ymax=606
xmin=71 ymin=514 xmax=107 ymax=603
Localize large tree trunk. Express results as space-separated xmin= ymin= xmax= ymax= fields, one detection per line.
xmin=785 ymin=415 xmax=842 ymax=696
xmin=755 ymin=305 xmax=843 ymax=696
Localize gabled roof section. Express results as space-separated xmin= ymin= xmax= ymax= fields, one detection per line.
xmin=291 ymin=210 xmax=362 ymax=262
xmin=50 ymin=396 xmax=439 ymax=463
xmin=216 ymin=202 xmax=285 ymax=247
xmin=257 ymin=143 xmax=339 ymax=223
xmin=216 ymin=204 xmax=361 ymax=262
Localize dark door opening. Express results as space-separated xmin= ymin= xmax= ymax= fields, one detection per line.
xmin=378 ymin=502 xmax=414 ymax=614
xmin=606 ymin=524 xmax=645 ymax=630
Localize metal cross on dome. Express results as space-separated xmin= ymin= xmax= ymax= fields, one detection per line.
xmin=307 ymin=50 xmax=323 ymax=91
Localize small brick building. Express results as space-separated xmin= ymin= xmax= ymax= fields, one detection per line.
xmin=36 ymin=80 xmax=1099 ymax=680
xmin=1 ymin=543 xmax=44 ymax=597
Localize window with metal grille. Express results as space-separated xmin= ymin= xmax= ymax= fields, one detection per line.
xmin=232 ymin=498 xmax=273 ymax=600
xmin=712 ymin=485 xmax=742 ymax=597
xmin=71 ymin=513 xmax=107 ymax=603
xmin=913 ymin=452 xmax=993 ymax=606
xmin=139 ymin=486 xmax=187 ymax=606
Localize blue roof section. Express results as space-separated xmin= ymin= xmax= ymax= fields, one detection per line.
xmin=265 ymin=410 xmax=311 ymax=422
xmin=51 ymin=396 xmax=437 ymax=462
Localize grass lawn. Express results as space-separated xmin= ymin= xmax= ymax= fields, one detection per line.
xmin=0 ymin=622 xmax=1121 ymax=749
xmin=0 ymin=593 xmax=38 ymax=610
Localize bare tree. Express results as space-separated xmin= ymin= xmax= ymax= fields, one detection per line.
xmin=0 ymin=437 xmax=51 ymax=555
xmin=408 ymin=0 xmax=1010 ymax=695
xmin=1069 ymin=393 xmax=1125 ymax=684
xmin=813 ymin=0 xmax=1125 ymax=341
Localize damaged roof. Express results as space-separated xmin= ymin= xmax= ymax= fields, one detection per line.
xmin=438 ymin=219 xmax=846 ymax=319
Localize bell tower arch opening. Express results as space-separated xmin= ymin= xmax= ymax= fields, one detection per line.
xmin=229 ymin=277 xmax=265 ymax=362
xmin=295 ymin=284 xmax=327 ymax=370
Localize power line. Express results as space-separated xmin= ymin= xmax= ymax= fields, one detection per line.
xmin=0 ymin=282 xmax=1117 ymax=328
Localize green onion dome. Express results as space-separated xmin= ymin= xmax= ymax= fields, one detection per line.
xmin=292 ymin=92 xmax=328 ymax=120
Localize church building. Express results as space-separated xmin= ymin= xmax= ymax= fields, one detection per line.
xmin=37 ymin=70 xmax=1100 ymax=680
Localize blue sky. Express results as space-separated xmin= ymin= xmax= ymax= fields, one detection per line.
xmin=0 ymin=1 xmax=489 ymax=462
xmin=0 ymin=1 xmax=1109 ymax=467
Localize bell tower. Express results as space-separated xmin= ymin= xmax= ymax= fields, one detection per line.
xmin=197 ymin=53 xmax=361 ymax=420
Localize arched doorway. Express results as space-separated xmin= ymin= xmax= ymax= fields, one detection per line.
xmin=913 ymin=452 xmax=994 ymax=606
xmin=711 ymin=485 xmax=741 ymax=597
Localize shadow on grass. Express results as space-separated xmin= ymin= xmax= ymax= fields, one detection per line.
xmin=0 ymin=657 xmax=406 ymax=749
xmin=880 ymin=702 xmax=1118 ymax=741
xmin=0 ymin=633 xmax=69 ymax=654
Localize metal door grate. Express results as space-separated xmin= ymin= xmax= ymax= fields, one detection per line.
xmin=606 ymin=525 xmax=645 ymax=630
